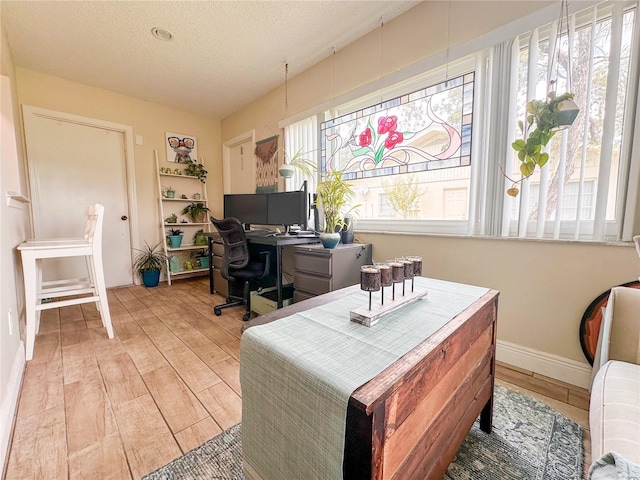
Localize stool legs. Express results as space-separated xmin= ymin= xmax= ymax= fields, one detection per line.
xmin=20 ymin=252 xmax=38 ymax=361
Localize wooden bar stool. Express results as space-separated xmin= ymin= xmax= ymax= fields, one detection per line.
xmin=17 ymin=203 xmax=114 ymax=360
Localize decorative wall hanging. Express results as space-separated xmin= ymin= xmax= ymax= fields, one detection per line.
xmin=166 ymin=132 xmax=198 ymax=163
xmin=255 ymin=135 xmax=278 ymax=193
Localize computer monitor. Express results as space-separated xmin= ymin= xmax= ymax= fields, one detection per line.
xmin=266 ymin=189 xmax=308 ymax=231
xmin=223 ymin=193 xmax=268 ymax=229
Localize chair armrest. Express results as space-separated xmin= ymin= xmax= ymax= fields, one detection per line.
xmin=593 ymin=287 xmax=640 ymax=379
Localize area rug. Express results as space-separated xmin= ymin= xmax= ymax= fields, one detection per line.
xmin=143 ymin=385 xmax=583 ymax=480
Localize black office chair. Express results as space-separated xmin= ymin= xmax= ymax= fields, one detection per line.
xmin=211 ymin=217 xmax=271 ymax=321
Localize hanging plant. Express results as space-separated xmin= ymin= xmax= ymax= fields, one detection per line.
xmin=184 ymin=158 xmax=207 ymax=183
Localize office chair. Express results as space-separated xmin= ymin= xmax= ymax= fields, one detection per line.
xmin=211 ymin=217 xmax=271 ymax=321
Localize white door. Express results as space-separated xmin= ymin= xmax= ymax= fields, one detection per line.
xmin=23 ymin=110 xmax=134 ymax=287
xmin=223 ymin=132 xmax=255 ymax=194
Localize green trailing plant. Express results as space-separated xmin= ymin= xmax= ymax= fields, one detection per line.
xmin=181 ymin=202 xmax=210 ymax=222
xmin=132 ymin=241 xmax=168 ymax=273
xmin=272 ymin=147 xmax=317 ymax=177
xmin=184 ymin=158 xmax=207 ymax=183
xmin=316 ymin=170 xmax=360 ymax=233
xmin=506 ymin=91 xmax=575 ymax=197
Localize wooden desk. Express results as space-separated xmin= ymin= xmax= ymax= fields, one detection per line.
xmin=244 ymin=283 xmax=499 ymax=480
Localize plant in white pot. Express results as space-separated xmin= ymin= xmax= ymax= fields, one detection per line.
xmin=315 ymin=170 xmax=359 ymax=249
xmin=272 ymin=147 xmax=317 ymax=179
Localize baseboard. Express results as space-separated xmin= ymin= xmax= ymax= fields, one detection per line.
xmin=0 ymin=342 xmax=25 ymax=476
xmin=496 ymin=340 xmax=593 ymax=389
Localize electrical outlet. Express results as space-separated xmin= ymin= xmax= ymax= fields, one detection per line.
xmin=8 ymin=308 xmax=13 ymax=336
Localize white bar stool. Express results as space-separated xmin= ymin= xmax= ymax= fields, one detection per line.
xmin=17 ymin=203 xmax=114 ymax=360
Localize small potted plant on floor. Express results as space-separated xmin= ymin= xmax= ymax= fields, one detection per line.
xmin=182 ymin=202 xmax=210 ymax=223
xmin=167 ymin=228 xmax=184 ymax=248
xmin=133 ymin=241 xmax=168 ymax=287
xmin=315 ymin=170 xmax=359 ymax=249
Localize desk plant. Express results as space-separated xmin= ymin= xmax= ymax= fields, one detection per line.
xmin=133 ymin=241 xmax=167 ymax=287
xmin=316 ymin=170 xmax=359 ymax=249
xmin=182 ymin=202 xmax=210 ymax=223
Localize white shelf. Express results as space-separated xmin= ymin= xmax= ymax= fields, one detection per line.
xmin=164 ymin=222 xmax=209 ymax=227
xmin=166 ymin=244 xmax=208 ymax=252
xmin=162 ymin=197 xmax=207 ymax=202
xmin=169 ymin=268 xmax=208 ymax=276
xmin=156 ymin=155 xmax=210 ymax=286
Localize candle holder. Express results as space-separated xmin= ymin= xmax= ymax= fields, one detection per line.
xmin=375 ymin=262 xmax=392 ymax=305
xmin=360 ymin=265 xmax=381 ymax=311
xmin=407 ymin=256 xmax=422 ymax=292
xmin=398 ymin=257 xmax=414 ymax=296
xmin=388 ymin=260 xmax=404 ymax=301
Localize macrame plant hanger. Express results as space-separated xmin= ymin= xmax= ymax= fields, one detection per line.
xmin=548 ymin=0 xmax=580 ymax=129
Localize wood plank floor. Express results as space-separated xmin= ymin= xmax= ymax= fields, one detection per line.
xmin=4 ymin=277 xmax=591 ymax=479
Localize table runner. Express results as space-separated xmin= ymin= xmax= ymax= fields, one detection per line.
xmin=240 ymin=277 xmax=489 ymax=480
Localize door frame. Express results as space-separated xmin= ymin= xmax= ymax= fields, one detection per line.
xmin=222 ymin=130 xmax=255 ymax=194
xmin=21 ymin=105 xmax=140 ymax=285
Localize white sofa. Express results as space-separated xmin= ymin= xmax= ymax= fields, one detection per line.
xmin=589 ymin=286 xmax=640 ymax=478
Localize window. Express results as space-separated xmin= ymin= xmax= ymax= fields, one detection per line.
xmin=321 ymin=73 xmax=475 ymax=226
xmin=287 ymin=1 xmax=639 ymax=241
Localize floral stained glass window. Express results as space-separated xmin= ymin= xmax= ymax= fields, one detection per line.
xmin=321 ymin=72 xmax=474 ymax=179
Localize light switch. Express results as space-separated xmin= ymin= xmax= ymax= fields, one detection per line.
xmin=135 ymin=135 xmax=143 ymax=145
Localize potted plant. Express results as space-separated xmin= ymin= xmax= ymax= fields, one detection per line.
xmin=182 ymin=202 xmax=210 ymax=223
xmin=167 ymin=228 xmax=184 ymax=248
xmin=192 ymin=249 xmax=209 ymax=269
xmin=163 ymin=186 xmax=175 ymax=198
xmin=133 ymin=241 xmax=168 ymax=287
xmin=184 ymin=158 xmax=207 ymax=183
xmin=272 ymin=147 xmax=317 ymax=179
xmin=193 ymin=229 xmax=207 ymax=246
xmin=506 ymin=91 xmax=578 ymax=197
xmin=315 ymin=170 xmax=359 ymax=249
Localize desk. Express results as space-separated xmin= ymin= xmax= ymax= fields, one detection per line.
xmin=242 ymin=279 xmax=499 ymax=479
xmin=207 ymin=233 xmax=320 ymax=308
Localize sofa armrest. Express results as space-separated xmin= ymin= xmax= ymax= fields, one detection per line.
xmin=592 ymin=287 xmax=640 ymax=380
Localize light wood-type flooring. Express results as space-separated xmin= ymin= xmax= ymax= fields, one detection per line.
xmin=4 ymin=277 xmax=591 ymax=479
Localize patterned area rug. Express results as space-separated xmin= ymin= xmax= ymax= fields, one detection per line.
xmin=144 ymin=385 xmax=583 ymax=480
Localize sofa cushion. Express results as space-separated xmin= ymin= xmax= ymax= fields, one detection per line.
xmin=590 ymin=360 xmax=640 ymax=462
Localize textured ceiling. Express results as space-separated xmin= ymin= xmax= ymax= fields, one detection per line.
xmin=1 ymin=1 xmax=419 ymax=120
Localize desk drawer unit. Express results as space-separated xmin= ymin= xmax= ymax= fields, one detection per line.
xmin=211 ymin=236 xmax=228 ymax=297
xmin=293 ymin=243 xmax=372 ymax=301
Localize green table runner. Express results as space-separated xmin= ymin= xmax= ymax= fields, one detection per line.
xmin=240 ymin=277 xmax=489 ymax=480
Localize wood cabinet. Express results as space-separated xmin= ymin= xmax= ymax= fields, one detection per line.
xmin=293 ymin=243 xmax=372 ymax=302
xmin=156 ymin=157 xmax=211 ymax=285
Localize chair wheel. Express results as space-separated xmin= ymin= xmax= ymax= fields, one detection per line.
xmin=242 ymin=312 xmax=251 ymax=321
xmin=214 ymin=308 xmax=221 ymax=316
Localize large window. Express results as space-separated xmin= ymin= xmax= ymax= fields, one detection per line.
xmin=284 ymin=1 xmax=639 ymax=241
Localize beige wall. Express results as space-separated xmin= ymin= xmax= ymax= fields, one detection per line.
xmin=356 ymin=232 xmax=638 ymax=365
xmin=15 ymin=68 xmax=224 ymax=243
xmin=221 ymin=1 xmax=640 ymax=372
xmin=0 ymin=22 xmax=31 ymax=468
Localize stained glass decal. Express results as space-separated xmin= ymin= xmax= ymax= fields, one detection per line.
xmin=321 ymin=72 xmax=474 ymax=179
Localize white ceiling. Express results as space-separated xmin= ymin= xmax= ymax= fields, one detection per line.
xmin=1 ymin=1 xmax=420 ymax=120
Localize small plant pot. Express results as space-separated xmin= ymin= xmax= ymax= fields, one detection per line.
xmin=319 ymin=232 xmax=341 ymax=249
xmin=196 ymin=256 xmax=209 ymax=269
xmin=141 ymin=270 xmax=160 ymax=287
xmin=165 ymin=190 xmax=175 ymax=199
xmin=168 ymin=235 xmax=183 ymax=248
xmin=169 ymin=255 xmax=180 ymax=273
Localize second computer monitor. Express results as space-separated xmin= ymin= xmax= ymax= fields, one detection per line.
xmin=266 ymin=190 xmax=308 ymax=231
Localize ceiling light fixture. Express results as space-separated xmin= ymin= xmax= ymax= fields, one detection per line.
xmin=151 ymin=27 xmax=173 ymax=41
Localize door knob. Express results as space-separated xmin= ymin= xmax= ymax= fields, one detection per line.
xmin=121 ymin=215 xmax=128 ymax=221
